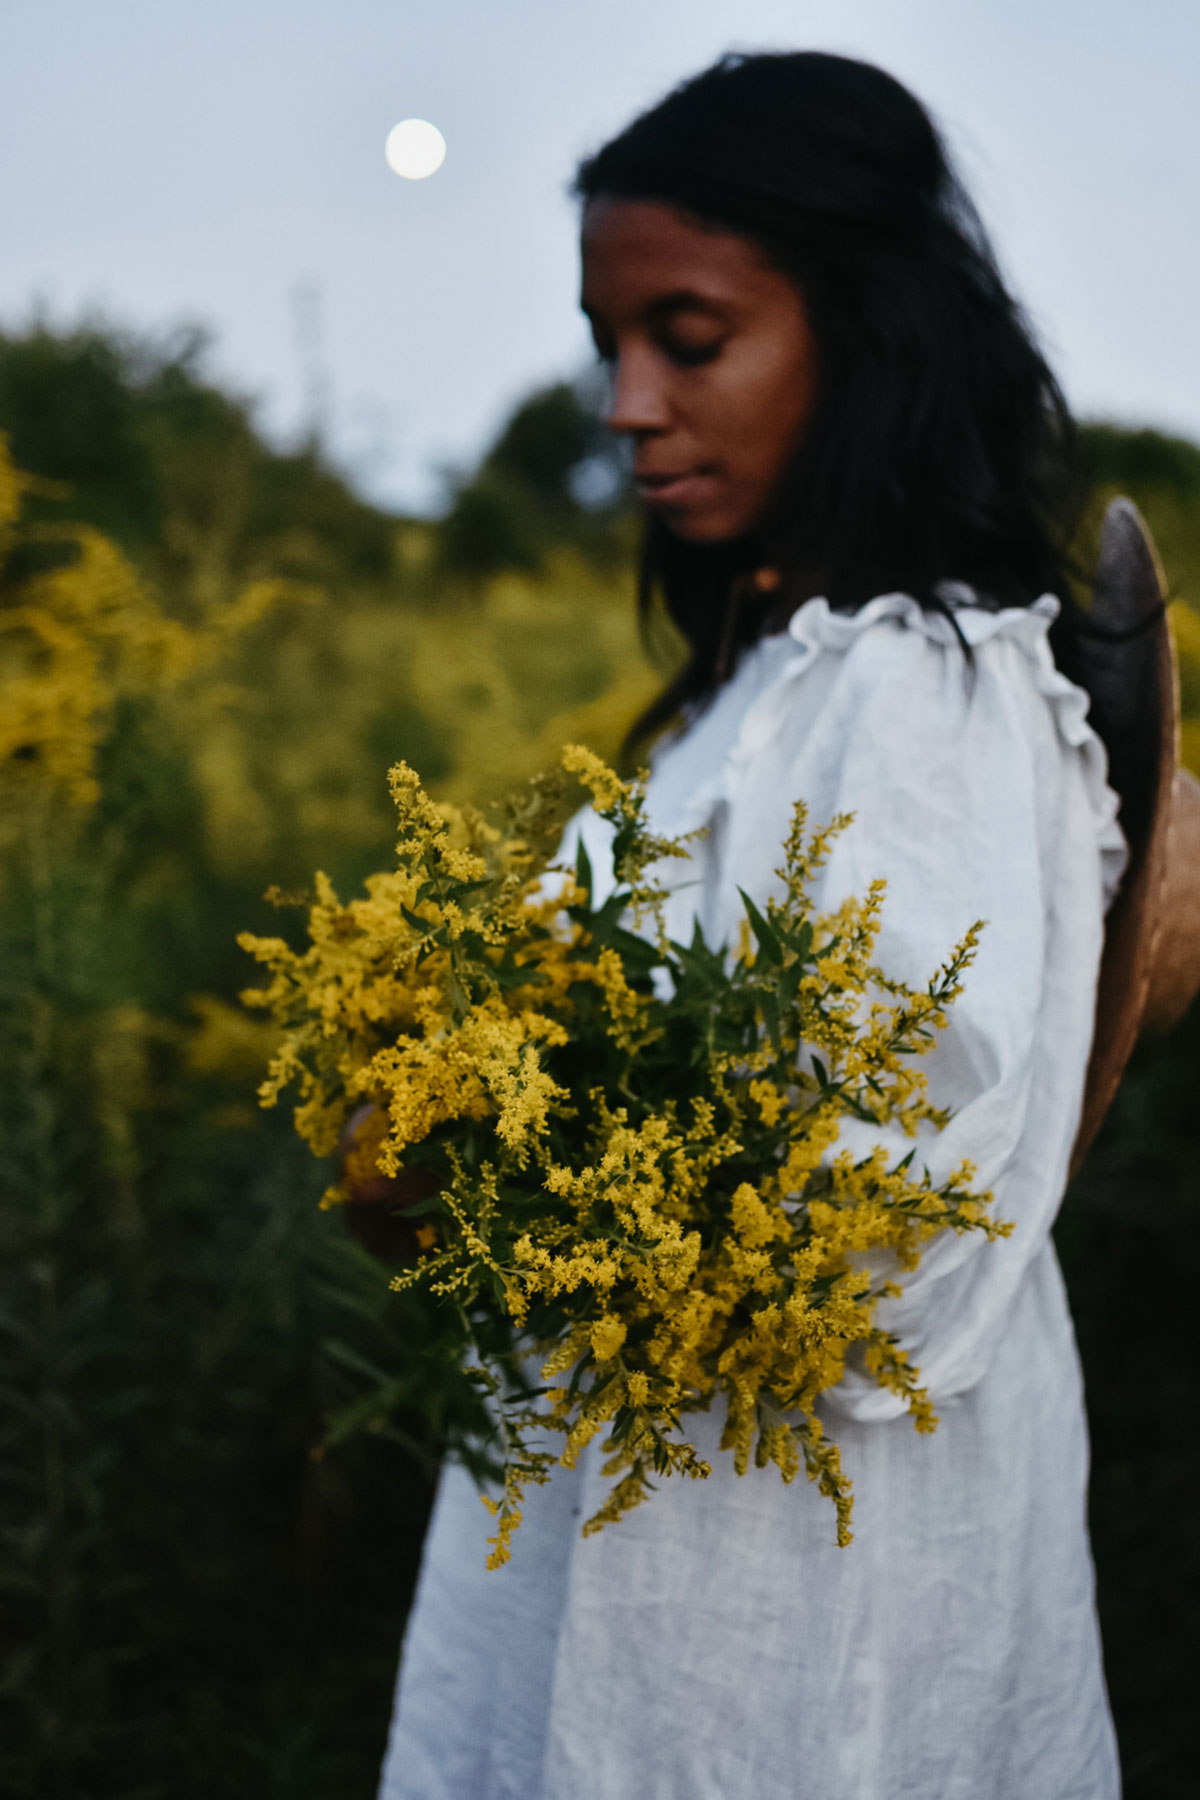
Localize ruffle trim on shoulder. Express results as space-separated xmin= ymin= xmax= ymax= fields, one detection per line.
xmin=783 ymin=586 xmax=1067 ymax=655
xmin=675 ymin=589 xmax=1128 ymax=909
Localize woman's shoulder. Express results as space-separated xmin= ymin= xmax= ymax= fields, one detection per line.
xmin=650 ymin=582 xmax=1127 ymax=904
xmin=775 ymin=585 xmax=1104 ymax=767
xmin=654 ymin=584 xmax=1078 ymax=796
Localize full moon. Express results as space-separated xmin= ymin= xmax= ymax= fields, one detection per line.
xmin=385 ymin=119 xmax=446 ymax=181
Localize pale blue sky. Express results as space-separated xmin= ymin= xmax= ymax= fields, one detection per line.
xmin=3 ymin=0 xmax=1197 ymax=511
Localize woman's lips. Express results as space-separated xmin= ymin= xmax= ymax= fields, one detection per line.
xmin=634 ymin=469 xmax=718 ymax=508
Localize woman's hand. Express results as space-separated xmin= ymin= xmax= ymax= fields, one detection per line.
xmin=337 ymin=1103 xmax=439 ymax=1261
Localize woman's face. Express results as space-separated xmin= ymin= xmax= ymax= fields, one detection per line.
xmin=580 ymin=197 xmax=819 ymax=545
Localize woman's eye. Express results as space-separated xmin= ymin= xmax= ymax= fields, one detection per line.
xmin=661 ymin=336 xmax=724 ymax=368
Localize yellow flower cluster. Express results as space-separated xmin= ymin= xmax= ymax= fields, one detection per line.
xmin=0 ymin=436 xmax=192 ymax=813
xmin=245 ymin=747 xmax=1005 ymax=1568
xmin=0 ymin=435 xmax=320 ymax=841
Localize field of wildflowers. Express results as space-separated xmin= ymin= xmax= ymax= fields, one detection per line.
xmin=1 ymin=322 xmax=1198 ymax=1797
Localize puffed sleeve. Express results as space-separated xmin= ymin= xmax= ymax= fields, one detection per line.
xmin=688 ymin=594 xmax=1127 ymax=1420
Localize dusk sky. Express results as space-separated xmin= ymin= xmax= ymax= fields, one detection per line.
xmin=4 ymin=0 xmax=1197 ymax=512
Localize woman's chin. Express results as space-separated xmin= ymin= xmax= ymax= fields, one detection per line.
xmin=655 ymin=507 xmax=755 ymax=545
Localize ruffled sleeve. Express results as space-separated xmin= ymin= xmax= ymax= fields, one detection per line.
xmin=647 ymin=591 xmax=1127 ymax=1420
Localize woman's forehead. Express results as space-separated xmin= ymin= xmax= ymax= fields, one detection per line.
xmin=580 ymin=198 xmax=781 ymax=317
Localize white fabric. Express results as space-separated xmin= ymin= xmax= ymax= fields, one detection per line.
xmin=379 ymin=590 xmax=1125 ymax=1800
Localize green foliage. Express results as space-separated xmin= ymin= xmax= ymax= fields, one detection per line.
xmin=437 ymin=380 xmax=633 ymax=579
xmin=0 ymin=332 xmax=655 ymax=1796
xmin=1079 ymin=420 xmax=1200 ymax=617
xmin=0 ymin=323 xmax=162 ymax=549
xmin=1080 ymin=421 xmax=1200 ymax=500
xmin=1057 ymin=1001 xmax=1200 ymax=1800
xmin=0 ymin=702 xmax=478 ymax=1798
xmin=487 ymin=381 xmax=604 ymax=504
xmin=0 ymin=322 xmax=398 ymax=608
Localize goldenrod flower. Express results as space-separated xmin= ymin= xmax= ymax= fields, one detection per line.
xmin=245 ymin=747 xmax=1000 ymax=1562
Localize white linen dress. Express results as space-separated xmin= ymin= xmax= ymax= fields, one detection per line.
xmin=378 ymin=589 xmax=1127 ymax=1800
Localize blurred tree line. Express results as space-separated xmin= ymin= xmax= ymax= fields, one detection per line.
xmin=0 ymin=319 xmax=1197 ymax=1799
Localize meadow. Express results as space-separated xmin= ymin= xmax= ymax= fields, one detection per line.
xmin=2 ymin=321 xmax=1198 ymax=1799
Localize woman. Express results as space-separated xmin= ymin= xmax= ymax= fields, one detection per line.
xmin=379 ymin=52 xmax=1125 ymax=1798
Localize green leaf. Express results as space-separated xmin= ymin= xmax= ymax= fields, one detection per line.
xmin=608 ymin=1405 xmax=634 ymax=1445
xmin=760 ymin=988 xmax=782 ymax=1053
xmin=491 ymin=952 xmax=548 ymax=990
xmin=574 ymin=833 xmax=594 ymax=903
xmin=611 ymin=820 xmax=638 ymax=866
xmin=737 ymin=889 xmax=782 ymax=965
xmin=565 ymin=1351 xmax=595 ymax=1403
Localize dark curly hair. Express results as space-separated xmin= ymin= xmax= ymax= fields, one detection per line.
xmin=575 ymin=51 xmax=1113 ymax=763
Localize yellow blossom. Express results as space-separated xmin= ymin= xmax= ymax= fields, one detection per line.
xmin=561 ymin=741 xmax=626 ymax=812
xmin=247 ymin=748 xmax=1002 ymax=1561
xmin=590 ymin=1315 xmax=627 ymax=1361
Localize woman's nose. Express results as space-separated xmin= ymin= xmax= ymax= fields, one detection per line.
xmin=605 ymin=346 xmax=671 ymax=436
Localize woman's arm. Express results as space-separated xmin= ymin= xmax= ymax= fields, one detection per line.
xmin=704 ymin=608 xmax=1117 ymax=1417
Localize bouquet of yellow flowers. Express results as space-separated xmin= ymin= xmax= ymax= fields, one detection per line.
xmin=241 ymin=746 xmax=1007 ymax=1567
